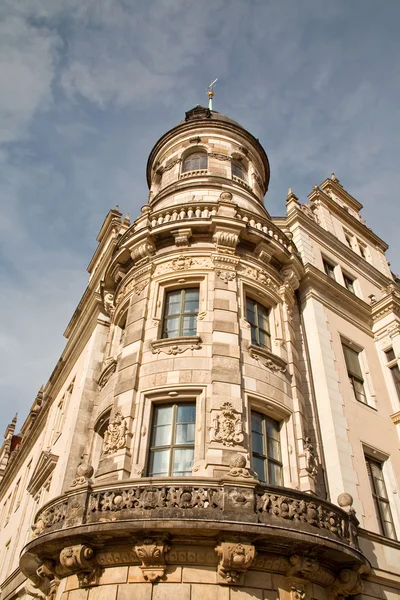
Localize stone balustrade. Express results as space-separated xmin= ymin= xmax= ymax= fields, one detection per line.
xmin=30 ymin=480 xmax=359 ymax=551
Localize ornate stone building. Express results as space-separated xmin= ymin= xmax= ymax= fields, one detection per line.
xmin=0 ymin=105 xmax=399 ymax=600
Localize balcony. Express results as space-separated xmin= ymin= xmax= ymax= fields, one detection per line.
xmin=23 ymin=480 xmax=365 ymax=570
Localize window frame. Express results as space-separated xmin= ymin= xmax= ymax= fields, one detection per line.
xmin=385 ymin=348 xmax=400 ymax=404
xmin=162 ymin=287 xmax=200 ymax=339
xmin=343 ymin=273 xmax=356 ymax=295
xmin=342 ymin=343 xmax=368 ymax=405
xmin=250 ymin=411 xmax=283 ymax=485
xmin=147 ymin=402 xmax=196 ymax=477
xmin=231 ymin=159 xmax=248 ymax=181
xmin=246 ymin=297 xmax=271 ymax=350
xmin=365 ymin=455 xmax=397 ymax=540
xmin=181 ymin=151 xmax=208 ymax=173
xmin=322 ymin=258 xmax=336 ymax=280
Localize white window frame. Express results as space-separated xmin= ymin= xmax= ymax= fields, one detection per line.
xmin=340 ymin=338 xmax=376 ymax=409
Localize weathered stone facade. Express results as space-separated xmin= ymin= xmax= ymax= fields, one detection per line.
xmin=0 ymin=106 xmax=399 ymax=600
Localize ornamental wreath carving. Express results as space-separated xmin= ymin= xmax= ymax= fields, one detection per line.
xmin=210 ymin=402 xmax=244 ymax=447
xmin=102 ymin=412 xmax=127 ymax=456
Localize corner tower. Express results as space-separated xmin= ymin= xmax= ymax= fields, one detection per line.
xmin=19 ymin=108 xmax=368 ymax=600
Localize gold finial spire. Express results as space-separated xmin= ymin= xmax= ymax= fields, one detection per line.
xmin=206 ymin=78 xmax=218 ymax=110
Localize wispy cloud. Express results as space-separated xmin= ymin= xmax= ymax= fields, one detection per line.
xmin=0 ymin=0 xmax=400 ymax=434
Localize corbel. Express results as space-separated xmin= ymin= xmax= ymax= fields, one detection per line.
xmin=58 ymin=545 xmax=100 ymax=587
xmin=171 ymin=227 xmax=192 ymax=247
xmin=215 ymin=541 xmax=256 ymax=585
xmin=133 ymin=537 xmax=170 ymax=582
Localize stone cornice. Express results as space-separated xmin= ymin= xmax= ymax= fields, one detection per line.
xmin=371 ymin=288 xmax=400 ymax=323
xmin=319 ymin=177 xmax=363 ymax=212
xmin=299 ymin=264 xmax=373 ymax=331
xmin=286 ymin=208 xmax=392 ymax=288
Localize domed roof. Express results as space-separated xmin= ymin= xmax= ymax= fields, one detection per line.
xmin=180 ymin=105 xmax=243 ymax=128
xmin=146 ymin=105 xmax=270 ymax=191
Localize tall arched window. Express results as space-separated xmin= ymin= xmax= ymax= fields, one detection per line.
xmin=182 ymin=152 xmax=208 ymax=173
xmin=232 ymin=160 xmax=247 ymax=181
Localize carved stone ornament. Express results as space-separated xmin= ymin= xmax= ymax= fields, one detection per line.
xmin=210 ymin=402 xmax=244 ymax=447
xmin=215 ymin=541 xmax=256 ymax=585
xmin=71 ymin=459 xmax=94 ymax=488
xmin=211 ymin=252 xmax=239 ymax=271
xmin=172 ymin=255 xmax=192 ymax=270
xmin=286 ymin=554 xmax=319 ymax=579
xmin=330 ymin=568 xmax=364 ymax=600
xmin=290 ymin=581 xmax=307 ymax=600
xmin=281 ymin=267 xmax=300 ymax=291
xmin=304 ymin=437 xmax=318 ymax=478
xmin=130 ymin=240 xmax=155 ymax=263
xmin=103 ymin=292 xmax=115 ymax=317
xmin=249 ymin=346 xmax=287 ymax=373
xmin=133 ymin=538 xmax=170 ymax=582
xmin=97 ymin=357 xmax=117 ymax=390
xmin=151 ymin=336 xmax=201 ymax=355
xmin=35 ymin=562 xmax=59 ymax=600
xmin=217 ymin=270 xmax=236 ymax=283
xmin=102 ymin=412 xmax=127 ymax=456
xmin=213 ymin=229 xmax=240 ymax=254
xmin=228 ymin=454 xmax=256 ymax=479
xmin=209 ymin=151 xmax=232 ymax=161
xmin=59 ymin=545 xmax=99 ymax=587
xmin=171 ymin=227 xmax=192 ymax=247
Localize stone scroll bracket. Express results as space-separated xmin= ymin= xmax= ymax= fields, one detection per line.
xmin=215 ymin=541 xmax=256 ymax=585
xmin=133 ymin=537 xmax=170 ymax=583
xmin=20 ymin=554 xmax=60 ymax=600
xmin=58 ymin=544 xmax=100 ymax=588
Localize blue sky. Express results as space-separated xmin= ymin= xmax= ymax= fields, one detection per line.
xmin=1 ymin=0 xmax=399 ymax=435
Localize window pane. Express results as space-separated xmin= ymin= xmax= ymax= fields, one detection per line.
xmin=352 ymin=378 xmax=367 ymax=403
xmin=259 ymin=330 xmax=271 ymax=350
xmin=182 ymin=315 xmax=197 ymax=336
xmin=253 ymin=456 xmax=266 ymax=482
xmin=251 ymin=412 xmax=263 ymax=434
xmin=252 ymin=432 xmax=264 ymax=455
xmin=154 ymin=405 xmax=173 ymax=426
xmin=177 ymin=404 xmax=196 ymax=423
xmin=175 ymin=423 xmax=195 ymax=445
xmin=250 ymin=325 xmax=258 ymax=345
xmin=172 ymin=448 xmax=194 ymax=475
xmin=183 ymin=289 xmax=199 ymax=313
xmin=163 ymin=317 xmax=179 ymax=338
xmin=343 ymin=345 xmax=363 ymax=378
xmin=267 ymin=437 xmax=281 ymax=462
xmin=246 ymin=301 xmax=256 ymax=324
xmin=152 ymin=425 xmax=172 ymax=447
xmin=165 ymin=292 xmax=181 ymax=316
xmin=268 ymin=461 xmax=283 ymax=486
xmin=148 ymin=450 xmax=170 ymax=476
xmin=258 ymin=306 xmax=269 ymax=330
xmin=266 ymin=418 xmax=280 ymax=440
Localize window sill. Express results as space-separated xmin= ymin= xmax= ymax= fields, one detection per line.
xmin=248 ymin=344 xmax=287 ymax=373
xmin=356 ymin=399 xmax=377 ymax=411
xmin=151 ymin=336 xmax=202 ymax=356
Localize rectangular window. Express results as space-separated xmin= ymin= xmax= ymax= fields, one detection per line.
xmin=358 ymin=243 xmax=367 ymax=259
xmin=246 ymin=298 xmax=271 ymax=350
xmin=343 ymin=274 xmax=356 ymax=294
xmin=162 ymin=288 xmax=199 ymax=338
xmin=342 ymin=344 xmax=367 ymax=404
xmin=148 ymin=403 xmax=196 ymax=477
xmin=365 ymin=456 xmax=397 ymax=540
xmin=385 ymin=349 xmax=400 ymax=402
xmin=251 ymin=412 xmax=282 ymax=485
xmin=323 ymin=259 xmax=336 ymax=280
xmin=344 ymin=233 xmax=353 ymax=248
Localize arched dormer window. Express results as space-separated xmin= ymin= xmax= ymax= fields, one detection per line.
xmin=232 ymin=159 xmax=247 ymax=181
xmin=182 ymin=151 xmax=208 ymax=173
